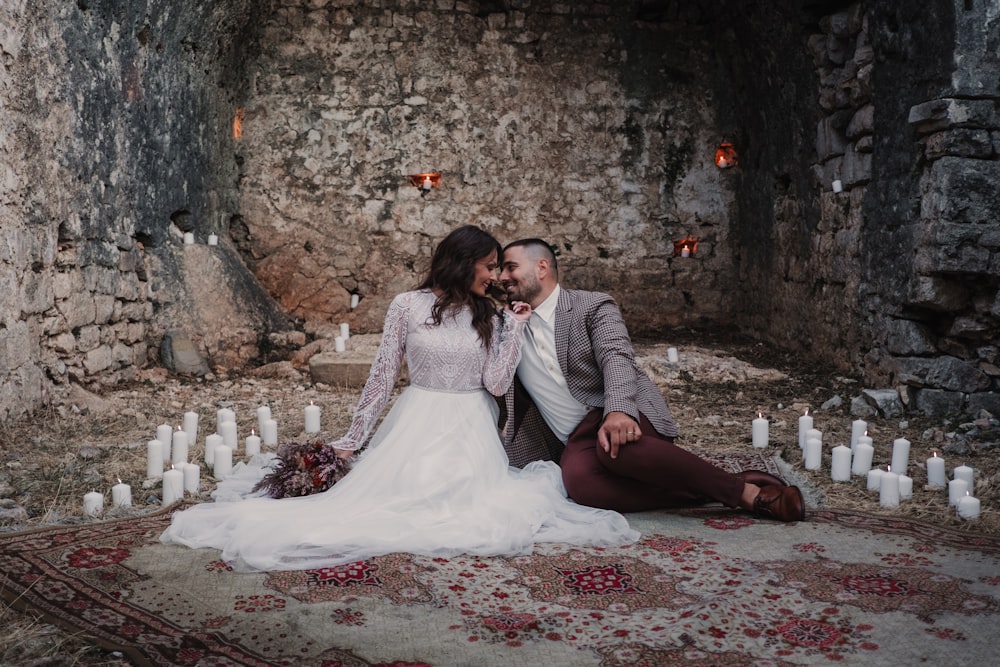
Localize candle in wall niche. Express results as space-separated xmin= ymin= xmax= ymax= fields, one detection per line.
xmin=926 ymin=452 xmax=946 ymax=488
xmin=667 ymin=347 xmax=679 ymax=364
xmin=680 ymin=245 xmax=690 ymax=258
xmin=957 ymin=492 xmax=981 ymax=520
xmin=804 ymin=436 xmax=822 ymax=471
xmin=207 ymin=233 xmax=219 ymax=246
xmin=948 ymin=478 xmax=969 ymax=506
xmin=157 ymin=424 xmax=173 ymax=463
xmin=832 ymin=179 xmax=843 ymax=193
xmin=214 ymin=445 xmax=233 ymax=479
xmin=334 ymin=336 xmax=346 ymax=353
xmin=798 ymin=409 xmax=813 ymax=450
xmin=146 ymin=440 xmax=164 ymax=479
xmin=898 ymin=473 xmax=913 ymax=501
xmin=305 ymin=401 xmax=322 ymax=434
xmin=890 ymin=438 xmax=910 ymax=475
xmin=245 ymin=430 xmax=261 ymax=457
xmin=953 ymin=463 xmax=974 ymax=489
xmin=183 ymin=463 xmax=200 ymax=494
xmin=83 ymin=491 xmax=104 ymax=517
xmin=851 ymin=438 xmax=874 ymax=476
xmin=350 ymin=294 xmax=360 ymax=309
xmin=751 ymin=412 xmax=768 ymax=449
xmin=183 ymin=231 xmax=195 ymax=244
xmin=112 ymin=479 xmax=132 ymax=508
xmin=866 ymin=467 xmax=884 ymax=492
xmin=162 ymin=467 xmax=184 ymax=506
xmin=880 ymin=467 xmax=900 ymax=508
xmin=340 ymin=322 xmax=350 ymax=339
xmin=831 ymin=445 xmax=852 ymax=481
xmin=256 ymin=405 xmax=271 ymax=435
xmin=261 ymin=418 xmax=278 ymax=447
xmin=220 ymin=420 xmax=238 ymax=450
xmin=850 ymin=419 xmax=867 ymax=450
xmin=205 ymin=433 xmax=222 ymax=466
xmin=183 ymin=411 xmax=199 ymax=445
xmin=171 ymin=427 xmax=189 ymax=466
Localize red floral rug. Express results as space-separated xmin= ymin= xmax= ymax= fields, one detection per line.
xmin=3 ymin=491 xmax=999 ymax=665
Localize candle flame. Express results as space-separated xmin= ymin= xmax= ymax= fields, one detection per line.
xmin=117 ymin=478 xmax=122 ymax=484
xmin=887 ymin=465 xmax=891 ymax=473
xmin=251 ymin=429 xmax=256 ymax=436
xmin=932 ymin=451 xmax=938 ymax=458
xmin=804 ymin=408 xmax=809 ymax=416
xmin=757 ymin=411 xmax=763 ymax=419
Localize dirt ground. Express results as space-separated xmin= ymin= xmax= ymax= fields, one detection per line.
xmin=1 ymin=329 xmax=997 ymax=664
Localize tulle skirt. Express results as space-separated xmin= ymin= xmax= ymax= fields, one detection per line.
xmin=160 ymin=386 xmax=639 ymax=571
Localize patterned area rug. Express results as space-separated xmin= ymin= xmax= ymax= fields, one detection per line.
xmin=2 ymin=457 xmax=999 ymax=666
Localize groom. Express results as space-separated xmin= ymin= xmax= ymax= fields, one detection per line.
xmin=498 ymin=238 xmax=805 ymax=522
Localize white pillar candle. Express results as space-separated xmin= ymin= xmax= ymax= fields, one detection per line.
xmin=850 ymin=419 xmax=867 ymax=450
xmin=214 ymin=445 xmax=233 ymax=479
xmin=804 ymin=437 xmax=822 ymax=470
xmin=204 ymin=433 xmax=222 ymax=466
xmin=157 ymin=423 xmax=173 ymax=463
xmin=207 ymin=233 xmax=219 ymax=246
xmin=182 ymin=463 xmax=200 ymax=494
xmin=146 ymin=440 xmax=164 ymax=479
xmin=948 ymin=478 xmax=969 ymax=506
xmin=890 ymin=438 xmax=910 ymax=475
xmin=305 ymin=402 xmax=322 ymax=434
xmin=339 ymin=322 xmax=350 ymax=339
xmin=751 ymin=412 xmax=768 ymax=449
xmin=83 ymin=491 xmax=104 ymax=517
xmin=832 ymin=178 xmax=843 ymax=193
xmin=256 ymin=405 xmax=272 ymax=434
xmin=851 ymin=441 xmax=874 ymax=476
xmin=182 ymin=411 xmax=199 ymax=445
xmin=880 ymin=468 xmax=900 ymax=508
xmin=797 ymin=410 xmax=813 ymax=450
xmin=262 ymin=418 xmax=278 ymax=446
xmin=220 ymin=420 xmax=238 ymax=450
xmin=667 ymin=347 xmax=679 ymax=363
xmin=806 ymin=428 xmax=822 ymax=449
xmin=171 ymin=428 xmax=189 ymax=466
xmin=831 ymin=445 xmax=851 ymax=481
xmin=183 ymin=231 xmax=195 ymax=244
xmin=866 ymin=468 xmax=884 ymax=492
xmin=898 ymin=474 xmax=913 ymax=501
xmin=350 ymin=293 xmax=360 ymax=309
xmin=245 ymin=430 xmax=261 ymax=457
xmin=334 ymin=336 xmax=346 ymax=353
xmin=111 ymin=480 xmax=132 ymax=508
xmin=926 ymin=452 xmax=946 ymax=487
xmin=162 ymin=467 xmax=184 ymax=506
xmin=953 ymin=463 xmax=974 ymax=489
xmin=855 ymin=432 xmax=873 ymax=457
xmin=216 ymin=407 xmax=236 ymax=432
xmin=957 ymin=493 xmax=981 ymax=520
xmin=680 ymin=246 xmax=691 ymax=258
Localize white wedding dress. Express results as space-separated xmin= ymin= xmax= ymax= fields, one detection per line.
xmin=160 ymin=289 xmax=638 ymax=571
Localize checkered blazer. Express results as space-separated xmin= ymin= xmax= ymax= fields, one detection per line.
xmin=501 ymin=287 xmax=679 ymax=468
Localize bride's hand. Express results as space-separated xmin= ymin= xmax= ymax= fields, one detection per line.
xmin=333 ymin=447 xmax=355 ymax=460
xmin=509 ymin=300 xmax=532 ymax=322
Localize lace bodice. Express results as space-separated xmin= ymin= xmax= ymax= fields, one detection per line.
xmin=328 ymin=290 xmax=526 ymax=451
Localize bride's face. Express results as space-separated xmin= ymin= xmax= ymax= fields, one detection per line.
xmin=469 ymin=250 xmax=499 ymax=297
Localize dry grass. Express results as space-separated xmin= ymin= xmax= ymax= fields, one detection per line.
xmin=1 ymin=332 xmax=997 ymax=664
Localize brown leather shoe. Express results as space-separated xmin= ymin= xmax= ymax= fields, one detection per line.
xmin=737 ymin=469 xmax=787 ymax=488
xmin=751 ymin=484 xmax=806 ymax=522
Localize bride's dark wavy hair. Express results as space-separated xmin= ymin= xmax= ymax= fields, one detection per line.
xmin=418 ymin=225 xmax=502 ymax=348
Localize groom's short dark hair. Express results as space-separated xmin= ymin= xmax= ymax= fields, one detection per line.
xmin=504 ymin=238 xmax=558 ymax=272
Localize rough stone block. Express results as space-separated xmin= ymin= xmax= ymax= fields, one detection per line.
xmin=908 ymin=98 xmax=999 ymax=134
xmin=912 ymin=388 xmax=965 ymax=417
xmin=885 ymin=318 xmax=937 ymax=355
xmin=309 ymin=352 xmax=376 ymax=388
xmin=967 ymin=391 xmax=1000 ymax=415
xmin=895 ymin=355 xmax=991 ymax=392
xmin=924 ymin=129 xmax=993 ymax=160
xmin=906 ymin=276 xmax=970 ymax=311
xmin=159 ymin=331 xmax=210 ymax=376
xmin=861 ymin=388 xmax=904 ymax=418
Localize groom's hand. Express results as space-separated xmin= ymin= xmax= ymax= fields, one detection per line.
xmin=598 ymin=411 xmax=642 ymax=459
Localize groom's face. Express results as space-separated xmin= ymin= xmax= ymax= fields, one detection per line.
xmin=500 ymin=246 xmax=543 ymax=307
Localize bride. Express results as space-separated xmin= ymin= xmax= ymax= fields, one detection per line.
xmin=160 ymin=225 xmax=639 ymax=571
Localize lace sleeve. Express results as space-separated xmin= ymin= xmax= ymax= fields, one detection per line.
xmin=482 ymin=310 xmax=527 ymax=396
xmin=325 ymin=293 xmax=409 ymax=451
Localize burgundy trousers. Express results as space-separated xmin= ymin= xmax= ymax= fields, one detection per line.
xmin=560 ymin=409 xmax=745 ymax=513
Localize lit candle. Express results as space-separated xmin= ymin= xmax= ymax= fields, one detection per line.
xmin=855 ymin=431 xmax=873 ymax=456
xmin=204 ymin=433 xmax=222 ymax=466
xmin=156 ymin=423 xmax=173 ymax=463
xmin=851 ymin=439 xmax=874 ymax=476
xmin=182 ymin=410 xmax=199 ymax=445
xmin=305 ymin=401 xmax=322 ymax=434
xmin=207 ymin=233 xmax=219 ymax=246
xmin=953 ymin=463 xmax=974 ymax=489
xmin=957 ymin=492 xmax=981 ymax=520
xmin=162 ymin=467 xmax=184 ymax=506
xmin=752 ymin=412 xmax=768 ymax=449
xmin=146 ymin=440 xmax=164 ymax=479
xmin=245 ymin=429 xmax=261 ymax=457
xmin=171 ymin=427 xmax=189 ymax=466
xmin=182 ymin=463 xmax=200 ymax=494
xmin=798 ymin=409 xmax=813 ymax=450
xmin=422 ymin=176 xmax=432 ymax=190
xmin=112 ymin=479 xmax=132 ymax=508
xmin=256 ymin=405 xmax=272 ymax=435
xmin=866 ymin=467 xmax=884 ymax=492
xmin=220 ymin=420 xmax=238 ymax=450
xmin=680 ymin=245 xmax=690 ymax=258
xmin=880 ymin=467 xmax=900 ymax=508
xmin=831 ymin=445 xmax=851 ymax=481
xmin=339 ymin=322 xmax=350 ymax=339
xmin=850 ymin=419 xmax=867 ymax=450
xmin=804 ymin=436 xmax=822 ymax=471
xmin=898 ymin=473 xmax=913 ymax=501
xmin=926 ymin=452 xmax=946 ymax=487
xmin=334 ymin=336 xmax=346 ymax=353
xmin=83 ymin=491 xmax=104 ymax=517
xmin=667 ymin=347 xmax=679 ymax=363
xmin=890 ymin=438 xmax=910 ymax=475
xmin=214 ymin=445 xmax=233 ymax=479
xmin=262 ymin=418 xmax=278 ymax=446
xmin=350 ymin=294 xmax=360 ymax=309
xmin=948 ymin=478 xmax=969 ymax=506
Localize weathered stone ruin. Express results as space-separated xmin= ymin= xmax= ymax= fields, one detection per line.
xmin=1 ymin=0 xmax=997 ymax=420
